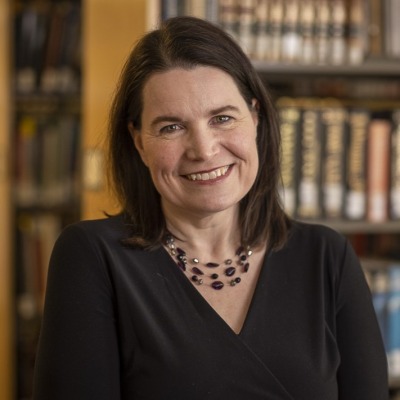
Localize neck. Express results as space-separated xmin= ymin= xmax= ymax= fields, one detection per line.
xmin=162 ymin=205 xmax=241 ymax=259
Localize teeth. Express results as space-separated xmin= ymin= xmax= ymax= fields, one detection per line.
xmin=187 ymin=166 xmax=229 ymax=181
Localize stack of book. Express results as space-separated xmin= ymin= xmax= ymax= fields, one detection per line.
xmin=160 ymin=0 xmax=400 ymax=65
xmin=277 ymin=97 xmax=400 ymax=222
xmin=13 ymin=113 xmax=80 ymax=207
xmin=366 ymin=262 xmax=400 ymax=378
xmin=14 ymin=1 xmax=81 ymax=94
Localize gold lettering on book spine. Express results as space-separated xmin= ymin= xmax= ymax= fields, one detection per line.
xmin=348 ymin=111 xmax=368 ymax=191
xmin=280 ymin=107 xmax=300 ymax=189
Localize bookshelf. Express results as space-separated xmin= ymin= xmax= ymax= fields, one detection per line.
xmin=0 ymin=0 xmax=151 ymax=399
xmin=0 ymin=2 xmax=15 ymax=400
xmin=2 ymin=0 xmax=399 ymax=398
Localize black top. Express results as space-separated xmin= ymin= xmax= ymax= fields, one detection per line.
xmin=33 ymin=215 xmax=388 ymax=399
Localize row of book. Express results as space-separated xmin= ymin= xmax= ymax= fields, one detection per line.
xmin=13 ymin=113 xmax=80 ymax=207
xmin=16 ymin=212 xmax=62 ymax=319
xmin=14 ymin=1 xmax=81 ymax=94
xmin=277 ymin=97 xmax=400 ymax=222
xmin=366 ymin=262 xmax=400 ymax=377
xmin=161 ymin=0 xmax=400 ymax=65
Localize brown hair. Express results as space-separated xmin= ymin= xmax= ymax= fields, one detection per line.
xmin=108 ymin=16 xmax=290 ymax=250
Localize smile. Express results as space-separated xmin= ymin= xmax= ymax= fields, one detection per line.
xmin=186 ymin=165 xmax=230 ymax=181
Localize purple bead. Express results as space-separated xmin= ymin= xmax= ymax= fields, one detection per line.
xmin=177 ymin=247 xmax=186 ymax=256
xmin=206 ymin=262 xmax=219 ymax=268
xmin=177 ymin=261 xmax=186 ymax=271
xmin=243 ymin=262 xmax=250 ymax=272
xmin=192 ymin=267 xmax=204 ymax=275
xmin=211 ymin=281 xmax=224 ymax=290
xmin=225 ymin=266 xmax=236 ymax=277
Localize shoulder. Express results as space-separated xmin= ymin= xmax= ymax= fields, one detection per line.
xmin=286 ymin=220 xmax=347 ymax=249
xmin=60 ymin=214 xmax=130 ymax=241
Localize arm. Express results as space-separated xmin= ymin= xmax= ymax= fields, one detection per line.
xmin=33 ymin=224 xmax=121 ymax=400
xmin=336 ymin=241 xmax=389 ymax=400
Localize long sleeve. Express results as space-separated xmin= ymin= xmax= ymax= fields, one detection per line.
xmin=336 ymin=240 xmax=389 ymax=399
xmin=33 ymin=224 xmax=120 ymax=400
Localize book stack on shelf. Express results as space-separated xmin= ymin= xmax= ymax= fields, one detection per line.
xmin=160 ymin=0 xmax=400 ymax=65
xmin=277 ymin=98 xmax=400 ymax=224
xmin=11 ymin=1 xmax=82 ymax=398
xmin=363 ymin=261 xmax=400 ymax=383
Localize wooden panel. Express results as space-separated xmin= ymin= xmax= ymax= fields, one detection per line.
xmin=0 ymin=0 xmax=15 ymax=398
xmin=81 ymin=0 xmax=149 ymax=220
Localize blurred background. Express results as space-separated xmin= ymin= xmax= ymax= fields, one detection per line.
xmin=0 ymin=0 xmax=399 ymax=398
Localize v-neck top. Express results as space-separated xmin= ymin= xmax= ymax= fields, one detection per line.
xmin=33 ymin=215 xmax=388 ymax=400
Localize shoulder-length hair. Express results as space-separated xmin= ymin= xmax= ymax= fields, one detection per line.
xmin=108 ymin=16 xmax=290 ymax=251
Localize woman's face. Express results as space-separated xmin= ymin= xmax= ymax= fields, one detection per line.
xmin=131 ymin=66 xmax=259 ymax=219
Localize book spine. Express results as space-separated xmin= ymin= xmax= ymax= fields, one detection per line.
xmin=391 ymin=110 xmax=400 ymax=219
xmin=297 ymin=101 xmax=322 ymax=219
xmin=253 ymin=0 xmax=270 ymax=61
xmin=329 ymin=0 xmax=347 ymax=65
xmin=347 ymin=0 xmax=368 ymax=64
xmin=314 ymin=0 xmax=330 ymax=64
xmin=236 ymin=0 xmax=257 ymax=57
xmin=278 ymin=98 xmax=301 ymax=217
xmin=321 ymin=105 xmax=348 ymax=218
xmin=387 ymin=264 xmax=400 ymax=377
xmin=345 ymin=109 xmax=369 ymax=220
xmin=371 ymin=269 xmax=389 ymax=354
xmin=268 ymin=0 xmax=284 ymax=62
xmin=367 ymin=118 xmax=392 ymax=223
xmin=218 ymin=0 xmax=238 ymax=40
xmin=298 ymin=0 xmax=316 ymax=64
xmin=281 ymin=0 xmax=301 ymax=62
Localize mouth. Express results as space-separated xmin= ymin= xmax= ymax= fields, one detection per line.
xmin=185 ymin=165 xmax=231 ymax=181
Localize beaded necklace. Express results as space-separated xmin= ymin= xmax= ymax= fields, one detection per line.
xmin=164 ymin=233 xmax=252 ymax=290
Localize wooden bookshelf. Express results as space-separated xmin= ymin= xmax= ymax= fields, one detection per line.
xmin=0 ymin=2 xmax=15 ymax=400
xmin=81 ymin=0 xmax=151 ymax=220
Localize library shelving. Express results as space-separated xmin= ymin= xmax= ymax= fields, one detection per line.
xmin=1 ymin=0 xmax=150 ymax=399
xmin=2 ymin=0 xmax=400 ymax=398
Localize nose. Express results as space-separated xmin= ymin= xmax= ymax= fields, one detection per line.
xmin=184 ymin=125 xmax=219 ymax=161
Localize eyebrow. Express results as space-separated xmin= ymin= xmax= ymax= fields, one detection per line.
xmin=149 ymin=105 xmax=241 ymax=128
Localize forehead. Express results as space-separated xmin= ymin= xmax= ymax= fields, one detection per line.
xmin=141 ymin=66 xmax=246 ymax=114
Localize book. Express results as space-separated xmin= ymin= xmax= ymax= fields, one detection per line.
xmin=387 ymin=264 xmax=400 ymax=377
xmin=320 ymin=103 xmax=348 ymax=218
xmin=296 ymin=99 xmax=322 ymax=219
xmin=391 ymin=110 xmax=400 ymax=219
xmin=277 ymin=97 xmax=301 ymax=217
xmin=281 ymin=0 xmax=301 ymax=62
xmin=314 ymin=0 xmax=330 ymax=64
xmin=367 ymin=0 xmax=383 ymax=57
xmin=347 ymin=0 xmax=368 ymax=64
xmin=253 ymin=0 xmax=270 ymax=60
xmin=298 ymin=0 xmax=315 ymax=64
xmin=345 ymin=109 xmax=369 ymax=220
xmin=329 ymin=0 xmax=347 ymax=65
xmin=268 ymin=0 xmax=284 ymax=62
xmin=218 ymin=0 xmax=238 ymax=40
xmin=236 ymin=0 xmax=257 ymax=56
xmin=371 ymin=269 xmax=389 ymax=353
xmin=367 ymin=118 xmax=392 ymax=223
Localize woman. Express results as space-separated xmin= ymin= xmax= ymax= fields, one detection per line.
xmin=33 ymin=16 xmax=388 ymax=399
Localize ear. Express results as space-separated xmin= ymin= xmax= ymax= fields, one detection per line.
xmin=128 ymin=122 xmax=149 ymax=166
xmin=250 ymin=98 xmax=259 ymax=127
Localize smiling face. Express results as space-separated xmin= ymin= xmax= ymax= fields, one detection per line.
xmin=131 ymin=66 xmax=259 ymax=220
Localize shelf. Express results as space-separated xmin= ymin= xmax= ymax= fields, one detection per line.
xmin=300 ymin=219 xmax=400 ymax=234
xmin=253 ymin=58 xmax=400 ymax=78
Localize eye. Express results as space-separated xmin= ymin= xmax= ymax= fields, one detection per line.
xmin=212 ymin=115 xmax=233 ymax=125
xmin=160 ymin=124 xmax=182 ymax=134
